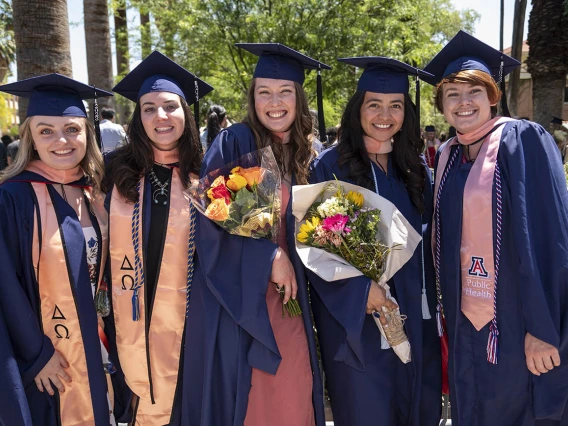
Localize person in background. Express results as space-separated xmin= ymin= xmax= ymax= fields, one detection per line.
xmin=0 ymin=135 xmax=10 ymax=169
xmin=423 ymin=125 xmax=440 ymax=168
xmin=99 ymin=108 xmax=126 ymax=153
xmin=309 ymin=108 xmax=324 ymax=154
xmin=6 ymin=138 xmax=20 ymax=165
xmin=324 ymin=125 xmax=338 ymax=148
xmin=200 ymin=104 xmax=227 ymax=152
xmin=424 ymin=30 xmax=568 ymax=425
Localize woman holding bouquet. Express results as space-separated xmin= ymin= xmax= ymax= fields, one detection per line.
xmin=424 ymin=31 xmax=568 ymax=425
xmin=0 ymin=75 xmax=121 ymax=425
xmin=308 ymin=57 xmax=442 ymax=425
xmin=104 ymin=51 xmax=213 ymax=425
xmin=194 ymin=43 xmax=328 ymax=426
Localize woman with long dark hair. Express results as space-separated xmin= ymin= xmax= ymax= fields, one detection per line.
xmin=200 ymin=104 xmax=227 ymax=152
xmin=424 ymin=30 xmax=568 ymax=425
xmin=104 ymin=51 xmax=213 ymax=425
xmin=0 ymin=74 xmax=120 ymax=425
xmin=308 ymin=57 xmax=441 ymax=425
xmin=188 ymin=43 xmax=329 ymax=426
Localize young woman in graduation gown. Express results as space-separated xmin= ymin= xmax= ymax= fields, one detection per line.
xmin=424 ymin=30 xmax=568 ymax=425
xmin=307 ymin=57 xmax=442 ymax=426
xmin=103 ymin=51 xmax=213 ymax=426
xmin=0 ymin=74 xmax=120 ymax=426
xmin=186 ymin=43 xmax=327 ymax=426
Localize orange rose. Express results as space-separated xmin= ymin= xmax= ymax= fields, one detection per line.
xmin=231 ymin=166 xmax=264 ymax=186
xmin=205 ymin=198 xmax=230 ymax=221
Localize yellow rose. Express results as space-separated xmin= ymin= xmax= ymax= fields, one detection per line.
xmin=231 ymin=166 xmax=264 ymax=186
xmin=347 ymin=191 xmax=364 ymax=207
xmin=205 ymin=198 xmax=230 ymax=222
xmin=226 ymin=173 xmax=248 ymax=191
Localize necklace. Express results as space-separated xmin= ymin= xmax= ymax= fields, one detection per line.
xmin=149 ymin=168 xmax=170 ymax=205
xmin=60 ymin=184 xmax=67 ymax=202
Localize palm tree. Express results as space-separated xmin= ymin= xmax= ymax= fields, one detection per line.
xmin=0 ymin=0 xmax=15 ymax=83
xmin=12 ymin=0 xmax=72 ymax=122
xmin=113 ymin=0 xmax=131 ymax=123
xmin=84 ymin=0 xmax=114 ymax=113
xmin=526 ymin=0 xmax=568 ymax=127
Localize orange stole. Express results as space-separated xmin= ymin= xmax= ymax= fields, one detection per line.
xmin=109 ymin=169 xmax=190 ymax=425
xmin=30 ymin=183 xmax=108 ymax=426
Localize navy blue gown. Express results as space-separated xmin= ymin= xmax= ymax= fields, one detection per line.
xmin=180 ymin=123 xmax=326 ymax=425
xmin=0 ymin=172 xmax=122 ymax=426
xmin=435 ymin=120 xmax=568 ymax=425
xmin=308 ymin=147 xmax=442 ymax=426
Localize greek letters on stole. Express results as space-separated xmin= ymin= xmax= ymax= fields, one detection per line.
xmin=31 ymin=183 xmax=108 ymax=426
xmin=109 ymin=169 xmax=190 ymax=425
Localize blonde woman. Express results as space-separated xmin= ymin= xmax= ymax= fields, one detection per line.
xmin=0 ymin=74 xmax=120 ymax=426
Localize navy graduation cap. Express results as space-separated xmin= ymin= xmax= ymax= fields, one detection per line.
xmin=112 ymin=51 xmax=213 ymax=104
xmin=112 ymin=50 xmax=213 ymax=126
xmin=551 ymin=116 xmax=564 ymax=125
xmin=0 ymin=73 xmax=113 ymax=118
xmin=235 ymin=43 xmax=331 ymax=141
xmin=337 ymin=56 xmax=433 ymax=124
xmin=425 ymin=125 xmax=436 ymax=132
xmin=421 ymin=30 xmax=520 ymax=86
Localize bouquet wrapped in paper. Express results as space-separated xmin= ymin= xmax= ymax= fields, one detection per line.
xmin=188 ymin=146 xmax=301 ymax=317
xmin=292 ymin=180 xmax=421 ymax=363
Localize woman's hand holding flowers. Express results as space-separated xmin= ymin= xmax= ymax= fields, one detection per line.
xmin=271 ymin=247 xmax=298 ymax=304
xmin=366 ymin=280 xmax=398 ymax=324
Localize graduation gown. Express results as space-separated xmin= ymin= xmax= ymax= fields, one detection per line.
xmin=180 ymin=123 xmax=325 ymax=426
xmin=0 ymin=172 xmax=113 ymax=426
xmin=435 ymin=120 xmax=568 ymax=425
xmin=308 ymin=147 xmax=442 ymax=426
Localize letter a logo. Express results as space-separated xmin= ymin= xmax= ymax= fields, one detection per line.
xmin=468 ymin=256 xmax=489 ymax=277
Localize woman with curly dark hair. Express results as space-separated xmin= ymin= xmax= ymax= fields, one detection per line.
xmin=194 ymin=43 xmax=329 ymax=426
xmin=103 ymin=51 xmax=213 ymax=425
xmin=308 ymin=57 xmax=441 ymax=426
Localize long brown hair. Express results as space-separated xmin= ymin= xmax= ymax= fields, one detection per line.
xmin=435 ymin=69 xmax=501 ymax=116
xmin=103 ymin=96 xmax=201 ymax=203
xmin=0 ymin=117 xmax=105 ymax=192
xmin=242 ymin=79 xmax=314 ymax=185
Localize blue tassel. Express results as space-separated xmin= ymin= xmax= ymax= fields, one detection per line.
xmin=132 ymin=291 xmax=140 ymax=321
xmin=487 ymin=325 xmax=499 ymax=364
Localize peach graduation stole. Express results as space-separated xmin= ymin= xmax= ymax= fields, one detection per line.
xmin=109 ymin=167 xmax=192 ymax=425
xmin=30 ymin=181 xmax=108 ymax=426
xmin=433 ymin=117 xmax=513 ymax=362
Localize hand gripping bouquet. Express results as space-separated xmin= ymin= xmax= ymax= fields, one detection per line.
xmin=293 ymin=180 xmax=421 ymax=363
xmin=188 ymin=146 xmax=301 ymax=317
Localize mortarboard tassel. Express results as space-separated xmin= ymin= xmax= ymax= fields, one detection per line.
xmin=92 ymin=85 xmax=104 ymax=151
xmin=316 ymin=66 xmax=327 ymax=144
xmin=498 ymin=57 xmax=511 ymax=117
xmin=193 ymin=80 xmax=200 ymax=128
xmin=415 ymin=74 xmax=421 ymax=129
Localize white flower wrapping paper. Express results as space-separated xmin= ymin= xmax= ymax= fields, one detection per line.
xmin=292 ymin=181 xmax=422 ymax=363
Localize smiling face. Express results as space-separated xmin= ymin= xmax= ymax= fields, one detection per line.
xmin=441 ymin=82 xmax=496 ymax=134
xmin=359 ymin=91 xmax=405 ymax=145
xmin=29 ymin=116 xmax=88 ymax=170
xmin=253 ymin=78 xmax=297 ymax=134
xmin=140 ymin=91 xmax=185 ymax=151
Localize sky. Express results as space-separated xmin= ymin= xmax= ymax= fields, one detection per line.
xmin=9 ymin=0 xmax=532 ymax=84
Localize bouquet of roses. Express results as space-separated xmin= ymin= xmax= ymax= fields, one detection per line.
xmin=293 ymin=180 xmax=421 ymax=363
xmin=188 ymin=146 xmax=301 ymax=317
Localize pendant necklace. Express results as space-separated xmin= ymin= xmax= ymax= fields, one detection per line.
xmin=149 ymin=168 xmax=170 ymax=205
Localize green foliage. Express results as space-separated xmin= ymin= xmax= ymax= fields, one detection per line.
xmin=128 ymin=0 xmax=478 ymax=127
xmin=0 ymin=0 xmax=15 ymax=78
xmin=0 ymin=92 xmax=13 ymax=134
